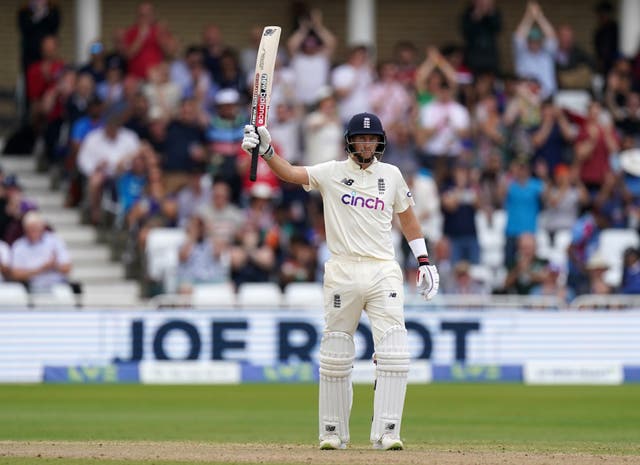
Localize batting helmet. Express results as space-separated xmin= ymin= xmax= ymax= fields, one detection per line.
xmin=344 ymin=112 xmax=387 ymax=164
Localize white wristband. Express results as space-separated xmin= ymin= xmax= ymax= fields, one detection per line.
xmin=261 ymin=145 xmax=274 ymax=161
xmin=408 ymin=238 xmax=428 ymax=259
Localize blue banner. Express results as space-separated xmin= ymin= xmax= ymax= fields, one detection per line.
xmin=241 ymin=362 xmax=318 ymax=383
xmin=432 ymin=364 xmax=522 ymax=382
xmin=43 ymin=363 xmax=139 ymax=383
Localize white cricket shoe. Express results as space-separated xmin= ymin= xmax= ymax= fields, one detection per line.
xmin=319 ymin=435 xmax=346 ymax=450
xmin=373 ymin=434 xmax=404 ymax=450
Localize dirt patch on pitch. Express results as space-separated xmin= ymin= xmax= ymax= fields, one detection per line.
xmin=2 ymin=441 xmax=640 ymax=464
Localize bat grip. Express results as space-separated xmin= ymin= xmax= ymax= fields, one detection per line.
xmin=250 ymin=144 xmax=259 ymax=182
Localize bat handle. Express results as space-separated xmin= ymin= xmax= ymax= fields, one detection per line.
xmin=250 ymin=144 xmax=259 ymax=182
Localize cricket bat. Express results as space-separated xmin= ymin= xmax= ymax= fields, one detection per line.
xmin=249 ymin=26 xmax=282 ymax=182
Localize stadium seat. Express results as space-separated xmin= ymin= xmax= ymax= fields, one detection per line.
xmin=192 ymin=282 xmax=236 ymax=308
xmin=283 ymin=282 xmax=324 ymax=309
xmin=597 ymin=229 xmax=640 ymax=287
xmin=236 ymin=282 xmax=282 ymax=308
xmin=0 ymin=282 xmax=29 ymax=306
xmin=30 ymin=283 xmax=77 ymax=308
xmin=145 ymin=227 xmax=186 ymax=293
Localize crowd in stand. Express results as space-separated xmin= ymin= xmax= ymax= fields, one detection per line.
xmin=3 ymin=0 xmax=640 ymax=303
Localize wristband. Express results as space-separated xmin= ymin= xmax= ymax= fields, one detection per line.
xmin=408 ymin=238 xmax=429 ymax=260
xmin=417 ymin=255 xmax=430 ymax=266
xmin=261 ymin=145 xmax=274 ymax=161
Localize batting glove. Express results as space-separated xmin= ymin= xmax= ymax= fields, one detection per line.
xmin=241 ymin=125 xmax=273 ymax=158
xmin=416 ymin=256 xmax=439 ymax=301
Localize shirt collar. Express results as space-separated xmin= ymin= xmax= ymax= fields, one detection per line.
xmin=346 ymin=156 xmax=379 ymax=174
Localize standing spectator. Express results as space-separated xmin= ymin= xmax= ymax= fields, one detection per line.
xmin=123 ymin=2 xmax=169 ymax=80
xmin=369 ymin=61 xmax=413 ymax=144
xmin=201 ymin=24 xmax=225 ymax=85
xmin=26 ymin=35 xmax=65 ymax=111
xmin=573 ymin=101 xmax=619 ymax=193
xmin=269 ymin=102 xmax=302 ymax=164
xmin=501 ymin=156 xmax=545 ymax=268
xmin=181 ymin=46 xmax=216 ymax=118
xmin=161 ymin=97 xmax=207 ymax=193
xmin=96 ymin=55 xmax=125 ymax=105
xmin=77 ymin=105 xmax=141 ymax=224
xmin=287 ymin=8 xmax=336 ymax=107
xmin=440 ymin=162 xmax=481 ymax=264
xmin=415 ymin=81 xmax=471 ymax=185
xmin=414 ymin=46 xmax=458 ymax=108
xmin=567 ymin=208 xmax=609 ymax=296
xmin=604 ymin=58 xmax=634 ymax=127
xmin=143 ymin=61 xmax=182 ymax=120
xmin=554 ymin=24 xmax=595 ymax=90
xmin=512 ymin=1 xmax=558 ymax=98
xmin=460 ymin=0 xmax=502 ymax=75
xmin=10 ymin=211 xmax=71 ymax=293
xmin=332 ymin=45 xmax=374 ymax=124
xmin=531 ymin=99 xmax=575 ymax=174
xmin=17 ymin=0 xmax=60 ymax=106
xmin=392 ymin=41 xmax=419 ymax=90
xmin=473 ymin=94 xmax=506 ymax=165
xmin=593 ymin=0 xmax=619 ymax=76
xmin=217 ymin=50 xmax=246 ymax=95
xmin=303 ymin=86 xmax=343 ymax=165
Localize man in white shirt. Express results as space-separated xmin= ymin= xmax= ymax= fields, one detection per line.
xmin=77 ymin=105 xmax=141 ymax=224
xmin=242 ymin=113 xmax=439 ymax=451
xmin=11 ymin=211 xmax=72 ymax=293
xmin=331 ymin=45 xmax=374 ymax=124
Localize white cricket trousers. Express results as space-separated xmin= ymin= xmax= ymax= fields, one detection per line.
xmin=322 ymin=256 xmax=405 ymax=344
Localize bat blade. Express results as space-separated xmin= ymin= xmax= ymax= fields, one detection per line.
xmin=249 ymin=26 xmax=281 ymax=182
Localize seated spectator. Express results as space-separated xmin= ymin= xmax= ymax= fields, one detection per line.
xmin=10 ymin=211 xmax=72 ymax=293
xmin=195 ymin=180 xmax=244 ymax=246
xmin=554 ymin=24 xmax=595 ymax=90
xmin=620 ymin=247 xmax=640 ymax=294
xmin=143 ymin=61 xmax=182 ymax=120
xmin=1 ymin=175 xmax=38 ymax=245
xmin=530 ymin=262 xmax=570 ymax=303
xmin=77 ymin=104 xmax=141 ymax=224
xmin=175 ymin=166 xmax=211 ymax=228
xmin=230 ymin=223 xmax=276 ymax=288
xmin=0 ymin=239 xmax=9 ymax=281
xmin=503 ymin=232 xmax=548 ymax=295
xmin=279 ymin=234 xmax=317 ymax=289
xmin=115 ymin=148 xmax=151 ymax=225
xmin=96 ymin=55 xmax=125 ymax=104
xmin=448 ymin=260 xmax=489 ymax=295
xmin=584 ymin=252 xmax=611 ymax=295
xmin=176 ymin=214 xmax=230 ymax=294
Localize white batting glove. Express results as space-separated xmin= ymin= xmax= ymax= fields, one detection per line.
xmin=416 ymin=257 xmax=439 ymax=300
xmin=241 ymin=125 xmax=272 ymax=156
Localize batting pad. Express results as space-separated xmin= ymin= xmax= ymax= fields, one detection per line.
xmin=370 ymin=325 xmax=410 ymax=442
xmin=319 ymin=331 xmax=355 ymax=443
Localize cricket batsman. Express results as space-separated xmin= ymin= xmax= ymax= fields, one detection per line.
xmin=242 ymin=112 xmax=439 ymax=450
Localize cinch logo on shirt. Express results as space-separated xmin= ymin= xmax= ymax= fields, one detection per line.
xmin=341 ymin=192 xmax=385 ymax=210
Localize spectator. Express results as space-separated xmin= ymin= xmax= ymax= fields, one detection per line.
xmin=201 ymin=24 xmax=225 ymax=84
xmin=181 ymin=46 xmax=216 ymax=119
xmin=279 ymin=233 xmax=317 ymax=289
xmin=531 ymin=99 xmax=575 ymax=174
xmin=161 ymin=97 xmax=207 ymax=193
xmin=567 ymin=208 xmax=609 ymax=296
xmin=604 ymin=58 xmax=634 ymax=127
xmin=175 ymin=167 xmax=211 ymax=227
xmin=448 ymin=260 xmax=488 ymax=295
xmin=206 ymin=88 xmax=246 ymax=203
xmin=26 ymin=35 xmax=65 ymax=114
xmin=303 ymin=86 xmax=343 ymax=165
xmin=408 ymin=167 xmax=442 ymax=246
xmin=79 ymin=41 xmax=108 ymax=85
xmin=230 ymin=223 xmax=276 ymax=288
xmin=77 ymin=104 xmax=141 ymax=224
xmin=593 ymin=0 xmax=619 ymax=76
xmin=554 ymin=24 xmax=595 ymax=90
xmin=584 ymin=252 xmax=611 ymax=295
xmin=115 ymin=148 xmax=149 ymax=225
xmin=332 ymin=45 xmax=374 ymax=124
xmin=503 ymin=232 xmax=548 ymax=295
xmin=620 ymin=247 xmax=640 ymax=294
xmin=473 ymin=94 xmax=506 ymax=165
xmin=414 ymin=46 xmax=458 ymax=108
xmin=460 ymin=0 xmax=502 ymax=75
xmin=143 ymin=61 xmax=182 ymax=120
xmin=269 ymin=102 xmax=302 ymax=164
xmin=512 ymin=2 xmax=558 ymax=98
xmin=392 ymin=41 xmax=419 ymax=90
xmin=440 ymin=162 xmax=481 ymax=264
xmin=503 ymin=77 xmax=543 ymax=157
xmin=17 ymin=0 xmax=60 ymax=101
xmin=530 ymin=262 xmax=571 ymax=303
xmin=500 ymin=156 xmax=545 ymax=268
xmin=0 ymin=175 xmax=38 ymax=245
xmin=195 ymin=180 xmax=244 ymax=247
xmin=573 ymin=101 xmax=619 ymax=193
xmin=0 ymin=239 xmax=9 ymax=281
xmin=540 ymin=163 xmax=588 ymax=246
xmin=176 ymin=214 xmax=230 ymax=294
xmin=287 ymin=8 xmax=336 ymax=107
xmin=369 ymin=60 xmax=413 ymax=144
xmin=123 ymin=2 xmax=169 ymax=79
xmin=217 ymin=49 xmax=246 ymax=95
xmin=415 ymin=80 xmax=471 ymax=185
xmin=96 ymin=55 xmax=125 ymax=104
xmin=10 ymin=211 xmax=71 ymax=293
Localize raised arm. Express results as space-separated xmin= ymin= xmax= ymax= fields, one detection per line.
xmin=531 ymin=2 xmax=557 ymax=42
xmin=514 ymin=2 xmax=536 ymax=40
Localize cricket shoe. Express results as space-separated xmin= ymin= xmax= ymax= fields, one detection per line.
xmin=373 ymin=434 xmax=404 ymax=451
xmin=319 ymin=435 xmax=346 ymax=450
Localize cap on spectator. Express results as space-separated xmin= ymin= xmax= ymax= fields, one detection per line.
xmin=586 ymin=253 xmax=609 ymax=271
xmin=619 ymin=148 xmax=640 ymax=177
xmin=528 ymin=26 xmax=543 ymax=41
xmin=215 ymin=88 xmax=240 ymax=105
xmin=250 ymin=182 xmax=274 ymax=199
xmin=3 ymin=174 xmax=22 ymax=190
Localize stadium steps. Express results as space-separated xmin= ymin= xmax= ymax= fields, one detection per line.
xmin=0 ymin=154 xmax=143 ymax=305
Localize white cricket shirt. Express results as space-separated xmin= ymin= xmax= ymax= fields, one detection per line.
xmin=304 ymin=157 xmax=415 ymax=260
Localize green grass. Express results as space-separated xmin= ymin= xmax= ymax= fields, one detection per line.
xmin=1 ymin=384 xmax=639 ymax=454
